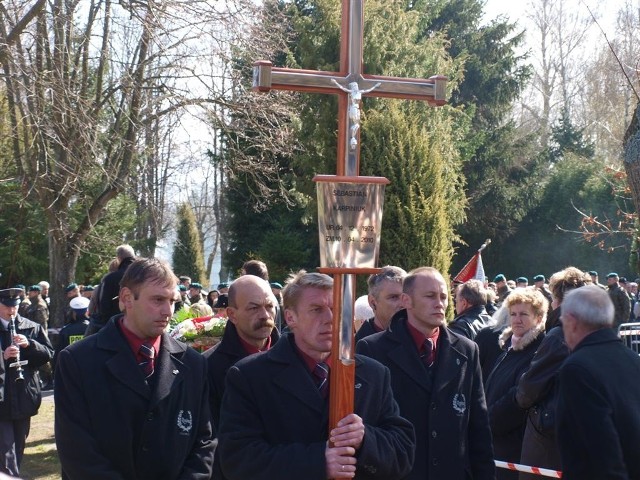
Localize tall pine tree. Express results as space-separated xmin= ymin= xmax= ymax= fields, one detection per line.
xmin=173 ymin=203 xmax=207 ymax=286
xmin=285 ymin=0 xmax=467 ymax=275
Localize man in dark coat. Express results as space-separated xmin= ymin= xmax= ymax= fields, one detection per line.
xmin=88 ymin=244 xmax=136 ymax=334
xmin=355 ymin=266 xmax=406 ymax=343
xmin=55 ymin=258 xmax=214 ymax=479
xmin=558 ymin=285 xmax=640 ymax=480
xmin=0 ymin=288 xmax=53 ymax=477
xmin=450 ymin=279 xmax=494 ymax=340
xmin=218 ymin=271 xmax=415 ymax=480
xmin=213 ymin=283 xmax=229 ymax=309
xmin=25 ymin=285 xmax=49 ymax=330
xmin=357 ymin=267 xmax=496 ymax=480
xmin=54 ymin=296 xmax=90 ymax=369
xmin=606 ymin=272 xmax=630 ymax=328
xmin=26 ymin=284 xmax=54 ymax=390
xmin=204 ymin=275 xmax=280 ymax=479
xmin=494 ymin=274 xmax=512 ymax=306
xmin=205 ymin=275 xmax=280 ymax=427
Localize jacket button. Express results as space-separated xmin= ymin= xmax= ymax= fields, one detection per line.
xmin=431 ymin=430 xmax=437 ymax=438
xmin=432 ymin=458 xmax=438 ymax=466
xmin=430 ymin=402 xmax=436 ymax=410
xmin=147 ymin=412 xmax=154 ymax=421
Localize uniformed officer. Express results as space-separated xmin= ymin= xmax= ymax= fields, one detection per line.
xmin=0 ymin=288 xmax=53 ymax=476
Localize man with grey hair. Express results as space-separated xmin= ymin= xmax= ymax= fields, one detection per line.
xmin=38 ymin=281 xmax=50 ymax=306
xmin=218 ymin=270 xmax=415 ymax=480
xmin=355 ymin=266 xmax=407 ymax=342
xmin=449 ymin=279 xmax=494 ymax=340
xmin=558 ymin=285 xmax=640 ymax=479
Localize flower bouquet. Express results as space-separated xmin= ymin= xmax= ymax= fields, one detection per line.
xmin=170 ymin=313 xmax=227 ymax=353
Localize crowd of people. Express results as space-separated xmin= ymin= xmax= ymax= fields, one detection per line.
xmin=0 ymin=247 xmax=639 ymax=479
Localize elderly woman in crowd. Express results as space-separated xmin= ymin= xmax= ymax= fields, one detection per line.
xmin=515 ymin=267 xmax=591 ymax=479
xmin=485 ymin=288 xmax=547 ymax=479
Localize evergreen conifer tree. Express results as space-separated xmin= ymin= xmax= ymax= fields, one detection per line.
xmin=173 ymin=203 xmax=207 ymax=287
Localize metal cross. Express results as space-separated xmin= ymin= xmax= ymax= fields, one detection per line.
xmin=253 ymin=0 xmax=446 ymax=177
xmin=253 ymin=0 xmax=447 ymax=445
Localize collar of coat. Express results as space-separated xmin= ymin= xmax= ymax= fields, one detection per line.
xmin=499 ymin=320 xmax=545 ymax=351
xmin=97 ymin=315 xmax=186 ymax=356
xmin=212 ymin=320 xmax=280 ymax=357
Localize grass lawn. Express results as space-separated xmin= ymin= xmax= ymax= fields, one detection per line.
xmin=20 ymin=394 xmax=60 ymax=480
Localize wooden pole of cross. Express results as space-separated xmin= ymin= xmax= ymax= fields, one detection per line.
xmin=253 ymin=0 xmax=447 ymax=444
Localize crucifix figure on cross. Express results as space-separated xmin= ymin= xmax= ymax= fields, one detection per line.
xmin=253 ymin=0 xmax=447 ymax=445
xmin=330 ymin=79 xmax=381 ymax=150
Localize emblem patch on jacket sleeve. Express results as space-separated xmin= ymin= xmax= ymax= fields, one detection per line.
xmin=177 ymin=410 xmax=193 ymax=434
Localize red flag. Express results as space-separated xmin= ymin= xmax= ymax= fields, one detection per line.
xmin=454 ymin=252 xmax=485 ymax=283
xmin=454 ymin=240 xmax=491 ymax=283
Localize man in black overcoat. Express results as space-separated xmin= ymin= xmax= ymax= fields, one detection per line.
xmin=55 ymin=258 xmax=214 ymax=479
xmin=0 ymin=288 xmax=53 ymax=477
xmin=217 ymin=271 xmax=415 ymax=480
xmin=357 ymin=267 xmax=496 ymax=480
xmin=204 ymin=275 xmax=280 ymax=479
xmin=449 ymin=279 xmax=494 ymax=341
xmin=355 ymin=266 xmax=406 ymax=343
xmin=558 ymin=285 xmax=640 ymax=480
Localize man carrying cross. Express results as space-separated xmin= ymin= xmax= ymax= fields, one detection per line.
xmin=217 ymin=270 xmax=414 ymax=479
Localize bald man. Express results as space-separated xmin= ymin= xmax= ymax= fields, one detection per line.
xmin=204 ymin=276 xmax=280 ymax=480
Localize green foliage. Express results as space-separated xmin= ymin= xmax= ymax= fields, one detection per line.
xmin=74 ymin=194 xmax=139 ymax=284
xmin=223 ymin=173 xmax=317 ymax=280
xmin=276 ymin=0 xmax=467 ymax=277
xmin=0 ymin=177 xmax=140 ymax=287
xmin=549 ymin=109 xmax=596 ymax=162
xmin=362 ymin=102 xmax=465 ymax=274
xmin=495 ymin=154 xmax=628 ymax=278
xmin=0 ymin=182 xmax=49 ymax=287
xmin=173 ymin=203 xmax=207 ymax=286
xmin=405 ymin=0 xmax=539 ymax=269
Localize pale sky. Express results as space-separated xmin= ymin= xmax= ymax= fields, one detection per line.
xmin=483 ymin=0 xmax=626 ymax=35
xmin=482 ymin=0 xmax=632 ymax=58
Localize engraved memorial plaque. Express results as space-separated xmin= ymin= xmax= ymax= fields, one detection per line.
xmin=315 ymin=175 xmax=389 ymax=269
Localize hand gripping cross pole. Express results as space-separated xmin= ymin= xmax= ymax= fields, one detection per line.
xmin=253 ymin=0 xmax=447 ymax=449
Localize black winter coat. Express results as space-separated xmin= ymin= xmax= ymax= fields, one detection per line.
xmin=515 ymin=325 xmax=567 ymax=475
xmin=357 ymin=312 xmax=496 ymax=480
xmin=475 ymin=323 xmax=508 ymax=382
xmin=97 ymin=256 xmax=136 ymax=326
xmin=218 ymin=333 xmax=415 ymax=480
xmin=449 ymin=305 xmax=494 ymax=341
xmin=557 ymin=328 xmax=640 ymax=480
xmin=0 ymin=315 xmax=53 ymax=420
xmin=204 ymin=321 xmax=280 ymax=428
xmin=485 ymin=325 xmax=545 ymax=480
xmin=355 ymin=318 xmax=380 ymax=343
xmin=55 ymin=318 xmax=215 ymax=479
xmin=204 ymin=321 xmax=280 ymax=480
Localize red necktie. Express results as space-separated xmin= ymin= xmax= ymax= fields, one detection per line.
xmin=139 ymin=343 xmax=155 ymax=378
xmin=421 ymin=338 xmax=434 ymax=368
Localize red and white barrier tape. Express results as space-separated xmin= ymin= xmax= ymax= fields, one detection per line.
xmin=495 ymin=460 xmax=562 ymax=478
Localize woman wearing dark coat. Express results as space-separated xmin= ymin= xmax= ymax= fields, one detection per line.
xmin=485 ymin=288 xmax=547 ymax=480
xmin=515 ymin=267 xmax=591 ymax=479
xmin=475 ymin=306 xmax=510 ymax=382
